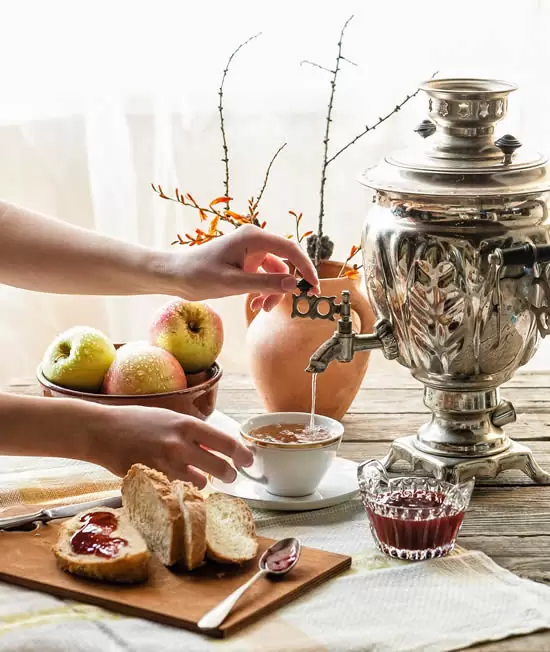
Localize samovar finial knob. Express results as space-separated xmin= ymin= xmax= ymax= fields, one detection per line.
xmin=414 ymin=119 xmax=436 ymax=139
xmin=495 ymin=134 xmax=522 ymax=165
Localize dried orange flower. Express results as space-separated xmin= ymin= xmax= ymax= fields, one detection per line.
xmin=286 ymin=211 xmax=313 ymax=247
xmin=344 ymin=266 xmax=360 ymax=280
xmin=337 ymin=245 xmax=362 ymax=278
xmin=210 ymin=196 xmax=232 ymax=207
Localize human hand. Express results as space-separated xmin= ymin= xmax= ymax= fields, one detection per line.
xmin=88 ymin=404 xmax=253 ymax=489
xmin=167 ymin=224 xmax=320 ymax=312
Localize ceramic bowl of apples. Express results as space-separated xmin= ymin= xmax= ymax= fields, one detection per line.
xmin=36 ymin=299 xmax=223 ymax=421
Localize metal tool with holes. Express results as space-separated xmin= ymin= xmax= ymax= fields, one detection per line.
xmin=292 ymin=78 xmax=550 ymax=485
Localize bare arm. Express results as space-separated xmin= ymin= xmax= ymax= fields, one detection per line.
xmin=0 ymin=201 xmax=319 ymax=481
xmin=0 ymin=200 xmax=170 ymax=296
xmin=0 ymin=200 xmax=319 ymax=305
xmin=0 ymin=392 xmax=252 ymax=486
xmin=0 ymin=392 xmax=96 ymax=459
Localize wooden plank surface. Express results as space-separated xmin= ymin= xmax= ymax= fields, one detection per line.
xmin=0 ymin=526 xmax=350 ymax=639
xmin=4 ymin=354 xmax=550 ymax=650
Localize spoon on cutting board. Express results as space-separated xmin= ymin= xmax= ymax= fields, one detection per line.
xmin=198 ymin=537 xmax=302 ymax=630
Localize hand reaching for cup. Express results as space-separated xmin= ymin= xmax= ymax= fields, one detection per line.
xmin=88 ymin=404 xmax=253 ymax=489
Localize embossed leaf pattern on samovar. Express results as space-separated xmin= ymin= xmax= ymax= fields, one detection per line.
xmin=366 ymin=228 xmax=537 ymax=380
xmin=404 ymin=241 xmax=466 ymax=374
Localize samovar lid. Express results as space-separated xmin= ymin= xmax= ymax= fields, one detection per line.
xmin=359 ymin=78 xmax=550 ymax=197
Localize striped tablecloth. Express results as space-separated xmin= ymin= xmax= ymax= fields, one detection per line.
xmin=1 ymin=411 xmax=550 ymax=652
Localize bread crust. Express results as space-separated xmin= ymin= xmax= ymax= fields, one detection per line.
xmin=172 ymin=480 xmax=207 ymax=570
xmin=53 ymin=548 xmax=150 ymax=584
xmin=205 ymin=493 xmax=258 ymax=564
xmin=122 ymin=465 xmax=259 ymax=569
xmin=52 ymin=507 xmax=150 ymax=584
xmin=122 ymin=464 xmax=186 ymax=566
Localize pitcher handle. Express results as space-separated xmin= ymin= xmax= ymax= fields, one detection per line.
xmin=348 ymin=286 xmax=375 ymax=335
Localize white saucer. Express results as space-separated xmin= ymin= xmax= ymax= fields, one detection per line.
xmin=208 ymin=456 xmax=359 ymax=512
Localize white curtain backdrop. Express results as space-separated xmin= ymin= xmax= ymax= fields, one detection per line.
xmin=2 ymin=0 xmax=550 ymax=384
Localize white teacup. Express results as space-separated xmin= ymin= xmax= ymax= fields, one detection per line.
xmin=238 ymin=412 xmax=344 ymax=497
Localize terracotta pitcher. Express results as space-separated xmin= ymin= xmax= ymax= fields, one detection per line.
xmin=245 ymin=260 xmax=375 ymax=421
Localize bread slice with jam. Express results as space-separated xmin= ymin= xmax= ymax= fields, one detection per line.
xmin=53 ymin=506 xmax=150 ymax=584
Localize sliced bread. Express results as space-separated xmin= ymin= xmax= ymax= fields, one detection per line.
xmin=172 ymin=480 xmax=207 ymax=570
xmin=205 ymin=493 xmax=258 ymax=564
xmin=121 ymin=464 xmax=186 ymax=567
xmin=53 ymin=506 xmax=150 ymax=584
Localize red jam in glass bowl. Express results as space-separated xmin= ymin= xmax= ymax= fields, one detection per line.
xmin=358 ymin=460 xmax=474 ymax=561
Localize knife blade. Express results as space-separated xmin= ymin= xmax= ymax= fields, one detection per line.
xmin=0 ymin=493 xmax=122 ymax=531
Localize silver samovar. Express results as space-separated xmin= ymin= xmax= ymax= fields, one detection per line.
xmin=291 ymin=78 xmax=550 ymax=484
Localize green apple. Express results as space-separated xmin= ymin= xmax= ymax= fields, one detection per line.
xmin=149 ymin=299 xmax=223 ymax=373
xmin=41 ymin=326 xmax=116 ymax=391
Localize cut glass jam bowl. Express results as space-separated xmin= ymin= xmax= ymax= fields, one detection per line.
xmin=357 ymin=460 xmax=474 ymax=561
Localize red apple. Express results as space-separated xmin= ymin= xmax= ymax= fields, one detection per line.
xmin=103 ymin=342 xmax=187 ymax=395
xmin=149 ymin=299 xmax=223 ymax=373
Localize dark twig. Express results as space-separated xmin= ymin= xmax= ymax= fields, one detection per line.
xmin=256 ymin=142 xmax=287 ymax=206
xmin=300 ymin=60 xmax=335 ymax=74
xmin=327 ymin=92 xmax=419 ymax=165
xmin=341 ymin=56 xmax=358 ymax=67
xmin=218 ymin=33 xmax=262 ymax=211
xmin=314 ymin=14 xmax=354 ymax=268
xmin=327 ymin=70 xmax=439 ymax=165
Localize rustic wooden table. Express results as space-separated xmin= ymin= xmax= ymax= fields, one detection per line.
xmin=5 ymin=352 xmax=550 ymax=651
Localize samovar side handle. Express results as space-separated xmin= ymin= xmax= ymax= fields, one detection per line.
xmin=291 ymin=280 xmax=399 ymax=373
xmin=490 ymin=242 xmax=550 ymax=339
xmin=489 ymin=242 xmax=550 ymax=267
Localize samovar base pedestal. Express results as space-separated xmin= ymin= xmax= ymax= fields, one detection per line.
xmin=380 ymin=435 xmax=550 ymax=485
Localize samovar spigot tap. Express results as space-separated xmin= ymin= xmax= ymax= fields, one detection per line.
xmin=290 ymin=279 xmax=399 ymax=373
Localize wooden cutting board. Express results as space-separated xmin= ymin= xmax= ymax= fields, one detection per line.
xmin=0 ymin=520 xmax=351 ymax=638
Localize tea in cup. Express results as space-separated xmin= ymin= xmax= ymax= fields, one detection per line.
xmin=238 ymin=412 xmax=344 ymax=497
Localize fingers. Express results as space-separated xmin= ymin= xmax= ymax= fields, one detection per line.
xmin=160 ymin=439 xmax=235 ymax=486
xmin=236 ymin=227 xmax=319 ymax=290
xmin=185 ymin=445 xmax=237 ymax=483
xmin=250 ymin=295 xmax=265 ymax=312
xmin=141 ymin=456 xmax=208 ymax=489
xmin=260 ymin=253 xmax=290 ymax=275
xmin=182 ymin=466 xmax=208 ymax=488
xmin=188 ymin=419 xmax=254 ymax=469
xmin=223 ymin=268 xmax=295 ymax=294
xmin=172 ymin=465 xmax=208 ymax=489
xmin=250 ymin=293 xmax=283 ymax=313
xmin=262 ymin=294 xmax=282 ymax=311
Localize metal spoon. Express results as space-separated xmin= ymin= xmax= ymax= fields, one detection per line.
xmin=198 ymin=537 xmax=302 ymax=630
